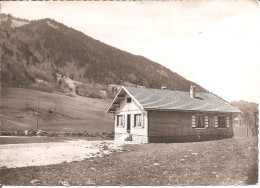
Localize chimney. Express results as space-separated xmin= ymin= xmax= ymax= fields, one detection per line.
xmin=190 ymin=86 xmax=196 ymax=98
xmin=161 ymin=86 xmax=167 ymax=90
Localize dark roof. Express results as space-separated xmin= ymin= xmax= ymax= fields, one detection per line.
xmin=107 ymin=86 xmax=241 ymax=113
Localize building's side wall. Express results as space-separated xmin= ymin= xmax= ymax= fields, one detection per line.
xmin=148 ymin=111 xmax=233 ymax=143
xmin=114 ymin=93 xmax=148 ymax=143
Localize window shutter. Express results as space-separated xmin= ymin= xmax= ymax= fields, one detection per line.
xmin=131 ymin=114 xmax=134 ymax=127
xmin=115 ymin=115 xmax=118 ymax=127
xmin=191 ymin=116 xmax=196 ymax=127
xmin=227 ymin=117 xmax=230 ymax=128
xmin=141 ymin=114 xmax=144 ymax=128
xmin=122 ymin=115 xmax=125 ymax=127
xmin=214 ymin=116 xmax=218 ymax=127
xmin=205 ymin=116 xmax=209 ymax=127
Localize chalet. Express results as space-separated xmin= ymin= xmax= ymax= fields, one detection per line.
xmin=106 ymin=86 xmax=241 ymax=143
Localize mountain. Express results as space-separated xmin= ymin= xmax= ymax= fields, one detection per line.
xmin=0 ymin=14 xmax=207 ymax=98
xmin=230 ymin=101 xmax=258 ymax=114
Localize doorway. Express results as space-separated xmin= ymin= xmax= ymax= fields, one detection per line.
xmin=127 ymin=114 xmax=131 ymax=132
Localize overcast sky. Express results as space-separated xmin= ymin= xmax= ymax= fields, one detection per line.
xmin=1 ymin=0 xmax=260 ymax=103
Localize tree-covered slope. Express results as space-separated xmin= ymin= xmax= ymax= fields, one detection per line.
xmin=0 ymin=14 xmax=207 ymax=95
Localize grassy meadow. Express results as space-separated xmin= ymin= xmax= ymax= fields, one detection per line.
xmin=0 ymin=88 xmax=114 ymax=133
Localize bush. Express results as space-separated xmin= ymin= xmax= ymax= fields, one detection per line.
xmin=0 ymin=130 xmax=114 ymax=138
xmin=88 ymin=90 xmax=104 ymax=99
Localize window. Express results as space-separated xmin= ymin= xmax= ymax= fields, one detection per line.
xmin=117 ymin=115 xmax=124 ymax=127
xmin=134 ymin=114 xmax=142 ymax=127
xmin=192 ymin=115 xmax=208 ymax=128
xmin=218 ymin=116 xmax=226 ymax=128
xmin=196 ymin=115 xmax=205 ymax=128
xmin=214 ymin=116 xmax=230 ymax=128
xmin=127 ymin=98 xmax=131 ymax=103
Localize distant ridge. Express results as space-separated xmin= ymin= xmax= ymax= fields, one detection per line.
xmin=1 ymin=13 xmax=207 ymax=98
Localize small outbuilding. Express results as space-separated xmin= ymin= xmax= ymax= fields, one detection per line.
xmin=106 ymin=86 xmax=241 ymax=143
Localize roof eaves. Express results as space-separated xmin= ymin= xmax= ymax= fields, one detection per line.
xmin=144 ymin=108 xmax=240 ymax=113
xmin=106 ymin=86 xmax=123 ymax=113
xmin=209 ymin=93 xmax=242 ymax=113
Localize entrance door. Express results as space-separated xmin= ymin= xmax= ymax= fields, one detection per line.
xmin=127 ymin=114 xmax=131 ymax=132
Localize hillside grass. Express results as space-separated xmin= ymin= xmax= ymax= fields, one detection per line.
xmin=0 ymin=88 xmax=114 ymax=133
xmin=0 ymin=137 xmax=257 ymax=186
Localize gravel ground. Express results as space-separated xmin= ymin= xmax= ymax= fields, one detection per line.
xmin=0 ymin=139 xmax=128 ymax=168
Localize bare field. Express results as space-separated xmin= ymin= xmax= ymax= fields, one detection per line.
xmin=0 ymin=88 xmax=114 ymax=133
xmin=0 ymin=137 xmax=258 ymax=186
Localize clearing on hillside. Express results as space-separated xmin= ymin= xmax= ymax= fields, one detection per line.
xmin=1 ymin=88 xmax=114 ymax=133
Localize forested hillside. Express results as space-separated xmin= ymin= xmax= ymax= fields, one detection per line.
xmin=230 ymin=100 xmax=258 ymax=126
xmin=1 ymin=14 xmax=206 ymax=98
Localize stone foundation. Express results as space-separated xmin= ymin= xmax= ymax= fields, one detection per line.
xmin=132 ymin=135 xmax=148 ymax=143
xmin=114 ymin=133 xmax=129 ymax=141
xmin=115 ymin=133 xmax=148 ymax=143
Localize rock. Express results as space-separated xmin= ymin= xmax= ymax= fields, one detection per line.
xmin=153 ymin=163 xmax=159 ymax=166
xmin=36 ymin=130 xmax=42 ymax=136
xmin=30 ymin=179 xmax=41 ymax=184
xmin=102 ymin=145 xmax=109 ymax=150
xmin=90 ymin=167 xmax=96 ymax=171
xmin=191 ymin=153 xmax=198 ymax=156
xmin=59 ymin=180 xmax=69 ymax=186
xmin=106 ymin=162 xmax=115 ymax=165
xmin=85 ymin=178 xmax=95 ymax=185
xmin=1 ymin=166 xmax=7 ymax=169
xmin=180 ymin=159 xmax=185 ymax=163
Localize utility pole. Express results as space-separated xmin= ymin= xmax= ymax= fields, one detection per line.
xmin=36 ymin=98 xmax=39 ymax=130
xmin=26 ymin=86 xmax=28 ymax=111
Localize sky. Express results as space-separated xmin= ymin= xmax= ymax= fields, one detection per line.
xmin=1 ymin=0 xmax=260 ymax=103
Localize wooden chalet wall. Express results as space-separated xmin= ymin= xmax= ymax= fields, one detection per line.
xmin=148 ymin=111 xmax=233 ymax=143
xmin=114 ymin=93 xmax=148 ymax=142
